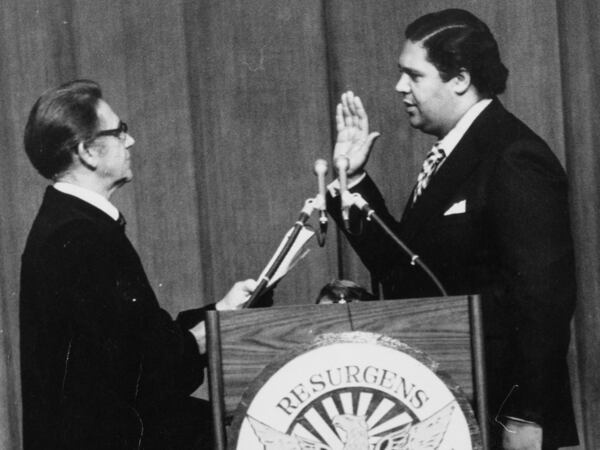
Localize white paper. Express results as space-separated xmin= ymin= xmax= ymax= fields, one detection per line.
xmin=258 ymin=226 xmax=315 ymax=287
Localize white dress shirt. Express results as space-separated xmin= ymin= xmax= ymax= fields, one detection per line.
xmin=435 ymin=98 xmax=492 ymax=164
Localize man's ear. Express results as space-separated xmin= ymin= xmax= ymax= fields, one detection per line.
xmin=453 ymin=68 xmax=472 ymax=95
xmin=76 ymin=141 xmax=99 ymax=170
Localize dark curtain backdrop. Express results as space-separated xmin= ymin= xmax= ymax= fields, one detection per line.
xmin=0 ymin=1 xmax=597 ymax=448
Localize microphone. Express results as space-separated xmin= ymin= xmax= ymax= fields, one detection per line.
xmin=334 ymin=155 xmax=351 ymax=229
xmin=349 ymin=192 xmax=374 ymax=218
xmin=314 ymin=159 xmax=328 ymax=245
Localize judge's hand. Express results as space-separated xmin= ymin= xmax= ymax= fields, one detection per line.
xmin=502 ymin=419 xmax=542 ymax=450
xmin=333 ymin=91 xmax=380 ymax=183
xmin=216 ymin=278 xmax=257 ymax=311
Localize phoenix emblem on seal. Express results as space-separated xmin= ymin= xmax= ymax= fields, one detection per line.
xmin=247 ymin=394 xmax=455 ymax=450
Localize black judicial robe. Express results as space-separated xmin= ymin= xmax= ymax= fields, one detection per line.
xmin=20 ymin=187 xmax=211 ymax=449
xmin=329 ymin=99 xmax=578 ymax=447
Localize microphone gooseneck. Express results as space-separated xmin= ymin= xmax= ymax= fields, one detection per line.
xmin=348 ymin=193 xmax=448 ymax=297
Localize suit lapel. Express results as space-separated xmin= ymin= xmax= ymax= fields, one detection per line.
xmin=400 ymin=100 xmax=503 ymax=241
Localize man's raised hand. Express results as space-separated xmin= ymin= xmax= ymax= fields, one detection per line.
xmin=333 ymin=91 xmax=380 ymax=182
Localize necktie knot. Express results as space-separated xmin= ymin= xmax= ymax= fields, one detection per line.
xmin=412 ymin=145 xmax=446 ymax=204
xmin=117 ymin=212 xmax=127 ymax=228
xmin=430 ymin=146 xmax=446 ymax=161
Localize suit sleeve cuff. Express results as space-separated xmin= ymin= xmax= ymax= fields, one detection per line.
xmin=176 ymin=303 xmax=217 ymax=329
xmin=327 ymin=172 xmax=367 ymax=197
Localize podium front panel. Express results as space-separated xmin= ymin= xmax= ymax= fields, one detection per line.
xmin=214 ymin=296 xmax=474 ymax=416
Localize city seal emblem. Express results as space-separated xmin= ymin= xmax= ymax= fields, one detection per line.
xmin=229 ymin=331 xmax=481 ymax=449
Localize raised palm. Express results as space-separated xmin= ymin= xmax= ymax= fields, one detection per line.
xmin=334 ymin=91 xmax=380 ymax=180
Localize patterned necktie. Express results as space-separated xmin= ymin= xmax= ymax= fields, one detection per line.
xmin=412 ymin=145 xmax=446 ymax=204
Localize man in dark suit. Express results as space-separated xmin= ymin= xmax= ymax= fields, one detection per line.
xmin=327 ymin=9 xmax=577 ymax=450
xmin=20 ymin=79 xmax=256 ymax=449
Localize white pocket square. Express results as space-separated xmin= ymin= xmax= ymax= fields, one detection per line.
xmin=444 ymin=200 xmax=466 ymax=216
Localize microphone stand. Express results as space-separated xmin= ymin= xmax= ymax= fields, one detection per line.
xmin=314 ymin=191 xmax=327 ymax=247
xmin=244 ymin=197 xmax=318 ymax=308
xmin=316 ymin=216 xmax=327 ymax=247
xmin=334 ymin=155 xmax=351 ymax=230
xmin=313 ymin=159 xmax=328 ymax=247
xmin=345 ymin=192 xmax=448 ymax=297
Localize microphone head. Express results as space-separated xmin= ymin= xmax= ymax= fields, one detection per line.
xmin=314 ymin=159 xmax=328 ymax=176
xmin=333 ymin=155 xmax=350 ymax=171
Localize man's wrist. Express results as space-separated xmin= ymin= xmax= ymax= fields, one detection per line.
xmin=347 ymin=170 xmax=366 ymax=187
xmin=327 ymin=171 xmax=367 ymax=197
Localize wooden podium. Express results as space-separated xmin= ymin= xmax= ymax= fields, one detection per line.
xmin=206 ymin=295 xmax=489 ymax=449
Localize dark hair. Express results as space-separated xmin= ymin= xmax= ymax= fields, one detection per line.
xmin=316 ymin=280 xmax=376 ymax=304
xmin=24 ymin=79 xmax=103 ymax=179
xmin=405 ymin=9 xmax=508 ymax=96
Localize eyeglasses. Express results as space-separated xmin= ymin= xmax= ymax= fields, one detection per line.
xmin=93 ymin=121 xmax=128 ymax=141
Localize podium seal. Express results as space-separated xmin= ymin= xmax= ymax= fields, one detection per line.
xmin=229 ymin=331 xmax=481 ymax=449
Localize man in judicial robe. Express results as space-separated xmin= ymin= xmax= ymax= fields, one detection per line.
xmin=20 ymin=79 xmax=255 ymax=449
xmin=327 ymin=9 xmax=577 ymax=450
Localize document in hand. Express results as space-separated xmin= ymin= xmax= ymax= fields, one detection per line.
xmin=257 ymin=226 xmax=315 ymax=288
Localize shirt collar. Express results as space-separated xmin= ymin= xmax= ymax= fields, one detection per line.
xmin=437 ymin=98 xmax=493 ymax=157
xmin=53 ymin=182 xmax=120 ymax=221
